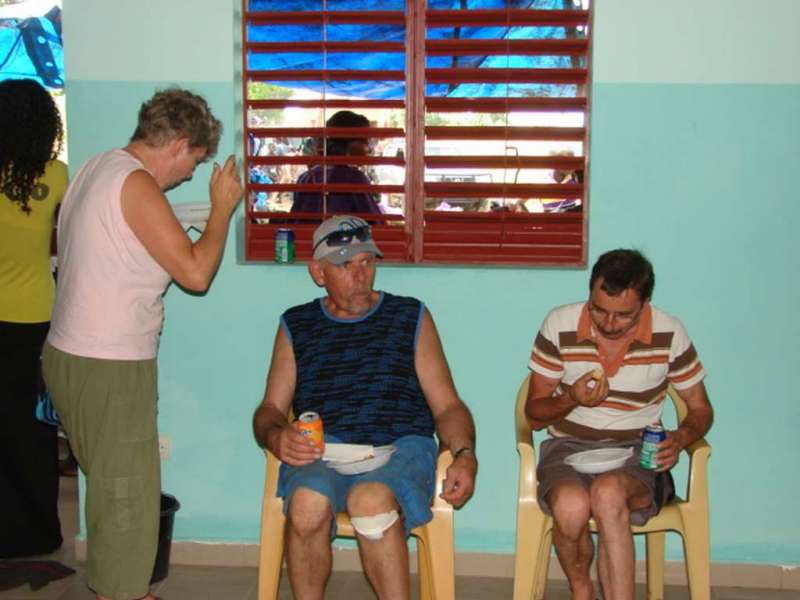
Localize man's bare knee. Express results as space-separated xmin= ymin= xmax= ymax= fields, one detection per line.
xmin=549 ymin=482 xmax=591 ymax=538
xmin=590 ymin=475 xmax=630 ymax=522
xmin=287 ymin=487 xmax=332 ymax=537
xmin=346 ymin=482 xmax=400 ymax=541
xmin=346 ymin=482 xmax=397 ymax=516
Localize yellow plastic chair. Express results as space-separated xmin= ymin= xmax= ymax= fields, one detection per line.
xmin=257 ymin=446 xmax=456 ymax=600
xmin=513 ymin=374 xmax=712 ymax=600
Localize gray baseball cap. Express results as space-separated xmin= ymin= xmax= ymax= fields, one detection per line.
xmin=312 ymin=215 xmax=383 ymax=264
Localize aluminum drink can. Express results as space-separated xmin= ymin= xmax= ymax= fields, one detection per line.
xmin=274 ymin=228 xmax=295 ymax=264
xmin=295 ymin=411 xmax=324 ymax=450
xmin=639 ymin=424 xmax=666 ymax=470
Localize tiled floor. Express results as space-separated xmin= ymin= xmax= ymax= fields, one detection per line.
xmin=2 ymin=477 xmax=797 ymax=599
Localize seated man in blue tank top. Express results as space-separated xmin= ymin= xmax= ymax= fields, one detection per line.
xmin=253 ymin=215 xmax=478 ymax=599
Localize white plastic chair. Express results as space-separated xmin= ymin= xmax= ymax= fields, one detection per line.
xmin=257 ymin=447 xmax=456 ymax=600
xmin=513 ymin=374 xmax=712 ymax=600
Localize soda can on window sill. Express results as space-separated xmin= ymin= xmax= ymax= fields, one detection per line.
xmin=275 ymin=228 xmax=295 ymax=264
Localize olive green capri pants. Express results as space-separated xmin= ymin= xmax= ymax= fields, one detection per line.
xmin=43 ymin=342 xmax=160 ymax=600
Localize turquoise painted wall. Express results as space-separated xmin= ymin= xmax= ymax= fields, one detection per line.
xmin=62 ymin=0 xmax=800 ymax=564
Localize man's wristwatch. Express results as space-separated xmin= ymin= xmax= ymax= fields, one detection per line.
xmin=452 ymin=447 xmax=476 ymax=460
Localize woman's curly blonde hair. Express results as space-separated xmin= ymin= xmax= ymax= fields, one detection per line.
xmin=130 ymin=88 xmax=222 ymax=158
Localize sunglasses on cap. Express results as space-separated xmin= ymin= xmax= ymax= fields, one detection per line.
xmin=312 ymin=225 xmax=373 ymax=252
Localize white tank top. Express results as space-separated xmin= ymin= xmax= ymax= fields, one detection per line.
xmin=48 ymin=149 xmax=171 ymax=359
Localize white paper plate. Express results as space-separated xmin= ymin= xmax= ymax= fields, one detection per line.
xmin=323 ymin=443 xmax=375 ymax=463
xmin=564 ymin=447 xmax=634 ymax=474
xmin=170 ymin=201 xmax=211 ymax=232
xmin=326 ymin=445 xmax=397 ymax=475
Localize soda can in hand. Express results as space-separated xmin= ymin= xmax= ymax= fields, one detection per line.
xmin=295 ymin=411 xmax=324 ymax=451
xmin=639 ymin=424 xmax=666 ymax=470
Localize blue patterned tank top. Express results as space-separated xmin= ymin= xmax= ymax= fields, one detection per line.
xmin=281 ymin=292 xmax=434 ymax=445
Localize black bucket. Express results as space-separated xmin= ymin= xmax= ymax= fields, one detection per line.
xmin=150 ymin=492 xmax=180 ymax=583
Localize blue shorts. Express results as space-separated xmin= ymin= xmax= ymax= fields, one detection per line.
xmin=278 ymin=434 xmax=437 ymax=538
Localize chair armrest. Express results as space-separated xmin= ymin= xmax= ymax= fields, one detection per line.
xmin=683 ymin=437 xmax=711 ymax=504
xmin=514 ymin=375 xmax=539 ymax=503
xmin=431 ymin=448 xmax=454 ymax=511
xmin=685 ymin=437 xmax=710 ymax=456
xmin=264 ymin=448 xmax=281 ymax=498
xmin=516 ymin=409 xmax=533 ymax=448
xmin=515 ymin=407 xmax=538 ymax=504
xmin=517 ymin=438 xmax=537 ymax=505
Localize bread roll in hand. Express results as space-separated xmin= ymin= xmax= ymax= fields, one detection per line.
xmin=587 ymin=367 xmax=604 ymax=389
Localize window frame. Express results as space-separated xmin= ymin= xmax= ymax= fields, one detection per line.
xmin=241 ymin=0 xmax=591 ymax=267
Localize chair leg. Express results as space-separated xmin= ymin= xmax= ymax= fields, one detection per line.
xmin=257 ymin=500 xmax=286 ymax=600
xmin=533 ymin=530 xmax=552 ymax=600
xmin=416 ymin=512 xmax=455 ymax=600
xmin=645 ymin=531 xmax=665 ymax=600
xmin=416 ymin=534 xmax=432 ymax=600
xmin=681 ymin=508 xmax=711 ymax=600
xmin=513 ymin=504 xmax=552 ymax=600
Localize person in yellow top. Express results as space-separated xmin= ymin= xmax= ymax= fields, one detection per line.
xmin=0 ymin=78 xmax=68 ymax=558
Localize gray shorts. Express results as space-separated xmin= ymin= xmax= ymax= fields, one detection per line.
xmin=536 ymin=437 xmax=675 ymax=526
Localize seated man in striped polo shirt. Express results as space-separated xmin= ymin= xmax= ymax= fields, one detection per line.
xmin=253 ymin=215 xmax=478 ymax=600
xmin=526 ymin=249 xmax=713 ymax=600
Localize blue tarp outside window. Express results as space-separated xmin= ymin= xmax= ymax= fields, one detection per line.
xmin=0 ymin=4 xmax=64 ymax=89
xmin=246 ymin=0 xmax=582 ymax=99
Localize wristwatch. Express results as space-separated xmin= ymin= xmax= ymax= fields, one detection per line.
xmin=453 ymin=447 xmax=475 ymax=460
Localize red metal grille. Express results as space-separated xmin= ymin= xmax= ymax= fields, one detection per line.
xmin=242 ymin=0 xmax=591 ymax=266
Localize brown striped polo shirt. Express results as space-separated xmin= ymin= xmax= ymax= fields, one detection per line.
xmin=529 ymin=302 xmax=705 ymax=440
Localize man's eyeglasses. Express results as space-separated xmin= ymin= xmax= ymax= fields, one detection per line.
xmin=313 ymin=225 xmax=372 ymax=252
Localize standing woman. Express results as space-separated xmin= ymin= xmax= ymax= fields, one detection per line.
xmin=42 ymin=88 xmax=242 ymax=600
xmin=0 ymin=78 xmax=67 ymax=558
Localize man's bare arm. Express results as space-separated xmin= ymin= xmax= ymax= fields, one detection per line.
xmin=253 ymin=327 xmax=321 ymax=465
xmin=525 ymin=370 xmax=609 ymax=430
xmin=415 ymin=310 xmax=477 ymax=508
xmin=655 ymin=381 xmax=713 ymax=471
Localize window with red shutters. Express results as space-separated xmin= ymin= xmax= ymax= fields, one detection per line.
xmin=242 ymin=0 xmax=590 ymax=266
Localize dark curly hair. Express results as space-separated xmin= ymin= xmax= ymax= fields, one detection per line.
xmin=0 ymin=79 xmax=64 ymax=214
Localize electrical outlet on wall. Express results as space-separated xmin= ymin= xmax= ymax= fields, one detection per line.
xmin=159 ymin=436 xmax=171 ymax=460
